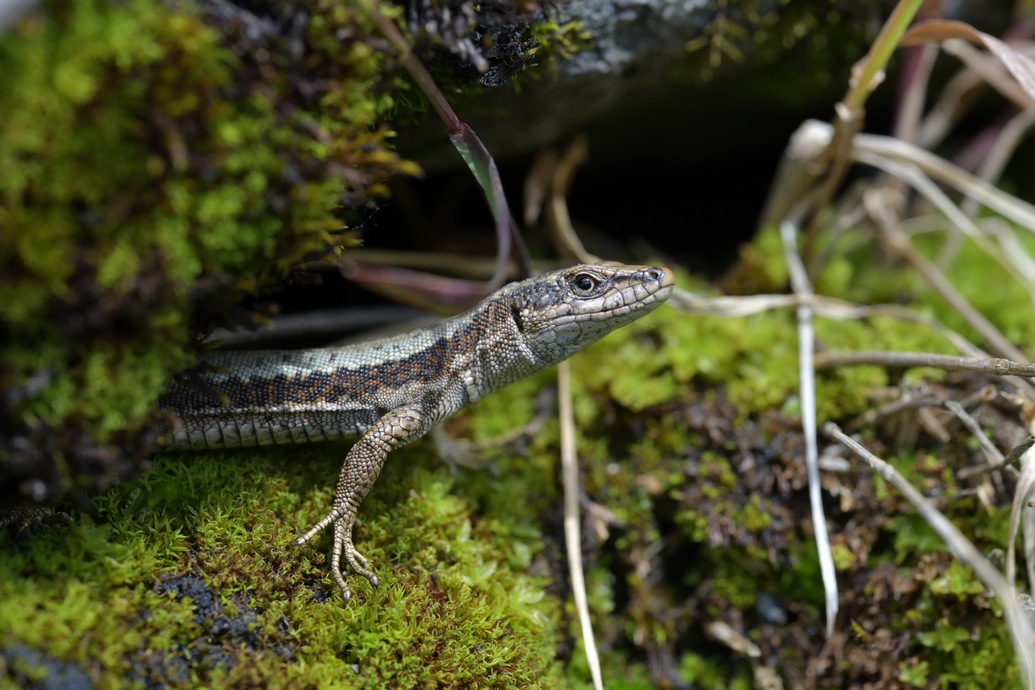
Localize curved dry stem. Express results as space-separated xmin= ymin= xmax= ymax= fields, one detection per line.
xmin=779 ymin=218 xmax=839 ymax=636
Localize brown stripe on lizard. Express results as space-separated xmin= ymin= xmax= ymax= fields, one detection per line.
xmin=160 ymin=263 xmax=675 ymax=602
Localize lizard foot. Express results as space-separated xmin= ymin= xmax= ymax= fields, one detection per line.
xmin=331 ymin=519 xmax=379 ymax=604
xmin=292 ymin=507 xmax=378 ymax=604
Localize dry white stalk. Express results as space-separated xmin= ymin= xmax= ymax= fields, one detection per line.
xmin=557 ymin=360 xmax=603 ymax=690
xmin=779 ymin=218 xmax=838 ymax=636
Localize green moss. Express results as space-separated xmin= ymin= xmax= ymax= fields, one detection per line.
xmin=0 ymin=0 xmax=417 ymax=502
xmin=898 ymin=659 xmax=932 ymax=687
xmin=917 ymin=619 xmax=1021 ymax=689
xmin=708 ymin=564 xmax=762 ymax=611
xmin=680 ymin=1 xmax=887 ymax=87
xmin=679 ymin=652 xmax=753 ymax=689
xmin=528 ymin=19 xmax=591 ymax=76
xmin=0 ymin=442 xmax=564 ymax=687
xmin=831 ymin=542 xmax=856 ymax=571
xmin=738 ymin=495 xmax=772 ymax=532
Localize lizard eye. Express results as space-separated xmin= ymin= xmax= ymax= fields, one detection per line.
xmin=571 ymin=272 xmax=599 ymax=294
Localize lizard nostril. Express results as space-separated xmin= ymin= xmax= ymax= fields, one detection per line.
xmin=646 ymin=268 xmax=662 ymax=282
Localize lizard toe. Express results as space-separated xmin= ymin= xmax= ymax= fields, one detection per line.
xmin=334 ymin=520 xmax=378 ymax=587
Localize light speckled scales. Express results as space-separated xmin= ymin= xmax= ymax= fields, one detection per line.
xmin=162 ymin=315 xmax=493 ymax=452
xmin=159 ymin=264 xmax=675 ymax=602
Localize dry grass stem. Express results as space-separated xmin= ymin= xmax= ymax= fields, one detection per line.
xmin=743 ymin=11 xmax=1035 ymax=685
xmin=557 ymin=360 xmax=604 ymax=690
xmin=1016 ymin=446 xmax=1035 ymax=597
xmin=779 ymin=218 xmax=838 ymax=635
xmin=963 ymin=110 xmax=1035 ymax=215
xmin=958 ymin=436 xmax=1034 ymax=480
xmin=844 ymin=384 xmax=995 ymax=435
xmin=877 ymin=221 xmax=1027 ymax=361
xmin=815 ymin=351 xmax=1035 ymax=377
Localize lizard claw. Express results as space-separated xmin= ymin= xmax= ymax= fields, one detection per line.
xmin=293 ymin=506 xmax=378 ymax=603
xmin=333 ymin=520 xmax=379 ymax=592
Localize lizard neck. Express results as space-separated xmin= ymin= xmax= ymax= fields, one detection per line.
xmin=455 ymin=300 xmax=541 ymax=404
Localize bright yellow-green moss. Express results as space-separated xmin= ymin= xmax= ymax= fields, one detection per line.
xmin=0 ymin=0 xmax=416 ymax=501
xmin=0 ymin=442 xmax=565 ymax=687
xmin=0 ymin=225 xmax=1029 ymax=686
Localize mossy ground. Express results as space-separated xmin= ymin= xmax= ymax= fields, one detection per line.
xmin=1 ymin=0 xmax=1029 ymax=686
xmin=0 ymin=440 xmax=566 ymax=688
xmin=3 ymin=222 xmax=1031 ymax=687
xmin=0 ymin=0 xmax=422 ymax=510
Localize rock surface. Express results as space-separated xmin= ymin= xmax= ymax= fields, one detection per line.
xmin=402 ymin=0 xmax=1017 ymax=168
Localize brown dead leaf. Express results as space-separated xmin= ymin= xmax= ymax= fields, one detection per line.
xmin=901 ymin=19 xmax=1035 ymax=106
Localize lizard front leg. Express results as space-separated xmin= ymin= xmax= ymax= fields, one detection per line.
xmin=293 ymin=404 xmax=429 ymax=603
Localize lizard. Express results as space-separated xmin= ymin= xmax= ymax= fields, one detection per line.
xmin=159 ymin=262 xmax=675 ymax=602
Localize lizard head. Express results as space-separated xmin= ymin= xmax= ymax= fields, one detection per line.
xmin=505 ymin=263 xmax=675 ymax=364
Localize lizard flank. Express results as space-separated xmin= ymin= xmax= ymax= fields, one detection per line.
xmin=160 ymin=263 xmax=675 ymax=602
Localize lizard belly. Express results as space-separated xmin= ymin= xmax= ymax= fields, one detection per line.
xmin=164 ymin=406 xmax=381 ymax=451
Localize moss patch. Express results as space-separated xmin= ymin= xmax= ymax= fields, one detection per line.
xmin=0 ymin=0 xmax=417 ymax=507
xmin=0 ymin=229 xmax=1029 ymax=686
xmin=0 ymin=440 xmax=565 ymax=688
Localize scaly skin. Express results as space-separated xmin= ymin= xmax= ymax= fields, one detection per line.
xmin=161 ymin=263 xmax=675 ymax=602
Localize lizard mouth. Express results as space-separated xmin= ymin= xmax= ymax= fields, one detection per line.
xmin=607 ymin=264 xmax=675 ymax=314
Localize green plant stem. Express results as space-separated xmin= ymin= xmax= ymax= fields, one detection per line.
xmin=803 ymin=0 xmax=925 ymax=261
xmin=844 ymin=0 xmax=925 ymax=112
xmin=356 ymin=0 xmax=532 ymax=285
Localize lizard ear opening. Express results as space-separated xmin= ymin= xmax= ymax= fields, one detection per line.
xmin=510 ymin=303 xmax=525 ymax=332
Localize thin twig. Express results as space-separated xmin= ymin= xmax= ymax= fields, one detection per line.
xmin=943 ymin=399 xmax=1003 ymax=466
xmin=854 ymin=150 xmax=1035 ymax=307
xmin=358 ymin=0 xmax=531 ymax=286
xmin=862 ymin=166 xmax=1025 ymax=360
xmin=360 ymin=1 xmax=461 ymax=133
xmin=844 ymin=389 xmax=992 ymax=435
xmin=916 ymin=62 xmax=987 ymax=150
xmin=963 ymin=109 xmax=1035 ymax=217
xmin=959 ymin=436 xmax=1034 ymax=480
xmin=880 ymin=223 xmax=1027 ymax=362
xmin=546 ymin=137 xmax=594 ymax=262
xmin=893 ymin=43 xmax=937 ymax=147
xmin=852 ymin=130 xmax=1035 ymax=228
xmin=815 ymin=351 xmax=1035 ymax=377
xmin=1007 ymin=445 xmax=1035 ymax=604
